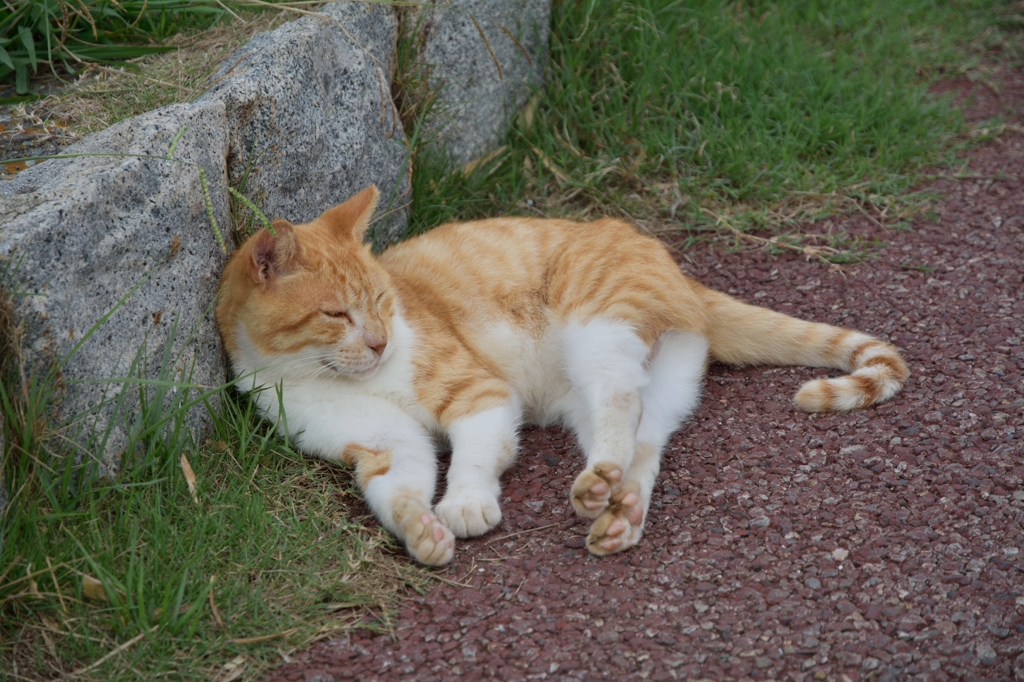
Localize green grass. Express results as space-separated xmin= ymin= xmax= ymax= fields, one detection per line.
xmin=1 ymin=0 xmax=236 ymax=94
xmin=407 ymin=0 xmax=1024 ymax=245
xmin=0 ymin=344 xmax=426 ymax=679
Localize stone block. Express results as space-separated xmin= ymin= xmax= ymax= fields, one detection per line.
xmin=201 ymin=1 xmax=410 ymax=247
xmin=0 ymin=101 xmax=231 ymax=466
xmin=408 ymin=0 xmax=550 ymax=165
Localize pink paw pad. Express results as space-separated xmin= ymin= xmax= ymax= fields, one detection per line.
xmin=570 ymin=462 xmax=624 ymax=519
xmin=586 ymin=487 xmax=645 ymax=556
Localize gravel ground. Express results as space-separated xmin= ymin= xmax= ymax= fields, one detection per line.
xmin=265 ymin=77 xmax=1024 ymax=681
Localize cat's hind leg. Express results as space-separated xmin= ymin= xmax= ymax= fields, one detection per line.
xmin=435 ymin=400 xmax=522 ymax=538
xmin=562 ymin=319 xmax=650 ymax=518
xmin=586 ymin=330 xmax=708 ymax=555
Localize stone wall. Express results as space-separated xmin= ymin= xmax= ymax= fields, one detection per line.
xmin=0 ymin=0 xmax=550 ymax=479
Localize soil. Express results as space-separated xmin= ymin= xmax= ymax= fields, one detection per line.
xmin=265 ymin=75 xmax=1024 ymax=681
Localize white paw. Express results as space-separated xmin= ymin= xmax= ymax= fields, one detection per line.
xmin=435 ymin=489 xmax=503 ymax=538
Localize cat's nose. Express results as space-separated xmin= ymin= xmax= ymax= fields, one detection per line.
xmin=365 ymin=333 xmax=387 ymax=356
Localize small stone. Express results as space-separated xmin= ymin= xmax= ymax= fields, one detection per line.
xmin=832 ymin=548 xmax=850 ymax=561
xmin=923 ymin=411 xmax=943 ymax=423
xmin=806 ymin=578 xmax=822 ymax=590
xmin=694 ymin=601 xmax=710 ymax=613
xmin=840 ymin=445 xmax=866 ymax=455
xmin=977 ymin=642 xmax=998 ymax=666
xmin=815 ymin=671 xmax=828 ymax=680
xmin=755 ymin=657 xmax=772 ymax=669
xmin=750 ymin=516 xmax=771 ymax=529
xmin=988 ymin=624 xmax=1011 ymax=638
xmin=862 ymin=657 xmax=881 ymax=671
xmin=564 ymin=537 xmax=586 ymax=549
xmin=1014 ymin=491 xmax=1024 ymax=502
xmin=934 ymin=620 xmax=957 ymax=638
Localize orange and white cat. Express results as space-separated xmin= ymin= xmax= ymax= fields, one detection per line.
xmin=216 ymin=186 xmax=908 ymax=565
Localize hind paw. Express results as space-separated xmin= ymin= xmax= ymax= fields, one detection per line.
xmin=586 ymin=485 xmax=645 ymax=556
xmin=570 ymin=462 xmax=623 ymax=519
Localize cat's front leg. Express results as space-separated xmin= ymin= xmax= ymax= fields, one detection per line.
xmin=434 ymin=400 xmax=522 ymax=538
xmin=282 ymin=391 xmax=455 ymax=565
xmin=343 ymin=442 xmax=455 ymax=566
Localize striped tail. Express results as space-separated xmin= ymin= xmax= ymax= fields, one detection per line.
xmin=698 ymin=289 xmax=909 ymax=412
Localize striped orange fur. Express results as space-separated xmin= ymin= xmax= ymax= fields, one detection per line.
xmin=215 ymin=186 xmax=908 ymax=564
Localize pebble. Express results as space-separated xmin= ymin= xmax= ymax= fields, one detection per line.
xmin=977 ymin=643 xmax=998 ymax=666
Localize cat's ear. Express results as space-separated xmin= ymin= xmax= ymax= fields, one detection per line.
xmin=249 ymin=220 xmax=300 ymax=284
xmin=319 ymin=185 xmax=379 ymax=242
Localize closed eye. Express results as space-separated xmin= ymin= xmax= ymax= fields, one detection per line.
xmin=321 ymin=310 xmax=352 ymax=323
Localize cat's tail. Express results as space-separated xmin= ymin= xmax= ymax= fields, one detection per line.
xmin=697 ymin=288 xmax=909 ymax=412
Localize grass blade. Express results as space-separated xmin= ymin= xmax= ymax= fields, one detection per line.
xmin=18 ymin=26 xmax=36 ymax=70
xmin=0 ymin=44 xmax=14 ymax=70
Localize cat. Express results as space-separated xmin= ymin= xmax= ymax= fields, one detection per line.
xmin=216 ymin=185 xmax=908 ymax=565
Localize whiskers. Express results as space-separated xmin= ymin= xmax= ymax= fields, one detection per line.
xmin=265 ymin=352 xmax=342 ymax=382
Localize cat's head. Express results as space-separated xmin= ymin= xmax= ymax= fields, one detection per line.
xmin=216 ymin=186 xmax=397 ymax=381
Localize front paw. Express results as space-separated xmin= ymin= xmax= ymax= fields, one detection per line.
xmin=435 ymin=489 xmax=502 ymax=538
xmin=398 ymin=504 xmax=455 ymax=565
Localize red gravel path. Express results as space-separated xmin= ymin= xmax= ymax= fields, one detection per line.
xmin=266 ymin=78 xmax=1024 ymax=681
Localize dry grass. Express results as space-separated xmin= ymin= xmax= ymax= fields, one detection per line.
xmin=39 ymin=9 xmax=297 ymax=137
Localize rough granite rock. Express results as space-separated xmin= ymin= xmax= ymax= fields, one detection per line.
xmin=0 ymin=413 xmax=5 ymax=515
xmin=0 ymin=101 xmax=231 ymax=467
xmin=200 ymin=1 xmax=410 ymax=248
xmin=409 ymin=0 xmax=550 ymax=165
